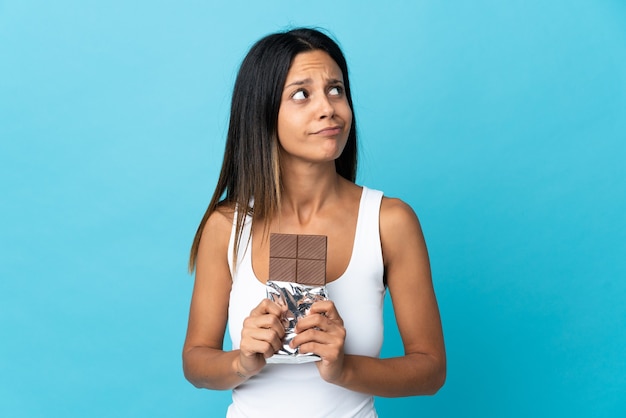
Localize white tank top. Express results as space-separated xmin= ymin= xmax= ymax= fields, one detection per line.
xmin=226 ymin=186 xmax=385 ymax=418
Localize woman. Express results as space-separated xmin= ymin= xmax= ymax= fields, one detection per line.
xmin=183 ymin=28 xmax=445 ymax=417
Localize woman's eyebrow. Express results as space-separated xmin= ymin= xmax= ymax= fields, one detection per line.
xmin=284 ymin=78 xmax=344 ymax=89
xmin=285 ymin=78 xmax=312 ymax=88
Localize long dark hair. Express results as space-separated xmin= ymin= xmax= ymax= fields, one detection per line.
xmin=189 ymin=27 xmax=358 ymax=272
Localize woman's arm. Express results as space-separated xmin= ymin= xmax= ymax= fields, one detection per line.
xmin=182 ymin=209 xmax=285 ymax=390
xmin=293 ymin=197 xmax=446 ymax=396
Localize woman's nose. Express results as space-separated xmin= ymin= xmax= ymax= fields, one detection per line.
xmin=317 ymin=94 xmax=335 ymax=119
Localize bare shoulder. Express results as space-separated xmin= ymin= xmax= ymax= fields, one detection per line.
xmin=380 ymin=196 xmax=423 ymax=237
xmin=200 ymin=204 xmax=235 ymax=241
xmin=379 ymin=196 xmax=428 ymax=270
xmin=197 ymin=203 xmax=236 ymax=265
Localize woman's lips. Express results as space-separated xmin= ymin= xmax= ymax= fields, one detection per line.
xmin=312 ymin=126 xmax=342 ymax=136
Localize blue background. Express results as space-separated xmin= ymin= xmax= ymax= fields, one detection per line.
xmin=1 ymin=1 xmax=625 ymax=416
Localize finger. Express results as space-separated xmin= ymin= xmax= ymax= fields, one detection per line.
xmin=295 ymin=313 xmax=327 ymax=333
xmin=295 ymin=311 xmax=344 ymax=334
xmin=297 ymin=340 xmax=343 ymax=364
xmin=308 ymin=301 xmax=343 ymax=324
xmin=250 ymin=298 xmax=285 ymax=318
xmin=243 ymin=314 xmax=285 ymax=339
xmin=241 ymin=328 xmax=284 ymax=356
xmin=291 ymin=326 xmax=345 ymax=349
xmin=243 ymin=318 xmax=285 ymax=343
xmin=240 ymin=339 xmax=277 ymax=360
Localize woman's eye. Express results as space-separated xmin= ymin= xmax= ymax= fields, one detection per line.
xmin=292 ymin=90 xmax=307 ymax=100
xmin=329 ymin=86 xmax=343 ymax=96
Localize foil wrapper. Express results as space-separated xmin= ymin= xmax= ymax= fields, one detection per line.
xmin=265 ymin=280 xmax=328 ymax=364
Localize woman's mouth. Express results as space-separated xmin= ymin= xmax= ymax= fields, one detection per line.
xmin=313 ymin=126 xmax=342 ymax=136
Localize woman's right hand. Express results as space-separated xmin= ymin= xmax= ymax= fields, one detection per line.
xmin=236 ymin=299 xmax=286 ymax=377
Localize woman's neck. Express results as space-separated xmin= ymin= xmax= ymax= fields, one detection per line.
xmin=279 ymin=160 xmax=344 ymax=226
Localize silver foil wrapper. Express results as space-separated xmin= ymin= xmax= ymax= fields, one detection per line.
xmin=265 ymin=280 xmax=328 ymax=364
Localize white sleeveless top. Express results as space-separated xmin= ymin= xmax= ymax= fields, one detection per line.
xmin=226 ymin=186 xmax=385 ymax=418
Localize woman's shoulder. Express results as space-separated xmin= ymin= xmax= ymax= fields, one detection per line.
xmin=380 ymin=195 xmax=416 ymax=218
xmin=378 ymin=195 xmax=427 ymax=273
xmin=199 ymin=202 xmax=236 ymax=243
xmin=354 ymin=184 xmax=418 ymax=221
xmin=379 ymin=195 xmax=423 ymax=240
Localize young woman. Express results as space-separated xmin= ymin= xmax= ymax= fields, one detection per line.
xmin=183 ymin=28 xmax=446 ymax=417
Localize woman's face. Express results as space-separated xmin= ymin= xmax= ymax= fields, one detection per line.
xmin=277 ymin=50 xmax=352 ymax=166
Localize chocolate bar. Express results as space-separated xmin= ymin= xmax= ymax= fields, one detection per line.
xmin=266 ymin=233 xmax=328 ymax=363
xmin=269 ymin=233 xmax=327 ymax=286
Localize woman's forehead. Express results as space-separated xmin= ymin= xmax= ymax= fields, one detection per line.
xmin=286 ymin=50 xmax=344 ymax=82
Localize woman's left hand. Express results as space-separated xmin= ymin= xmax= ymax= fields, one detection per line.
xmin=290 ymin=300 xmax=346 ymax=383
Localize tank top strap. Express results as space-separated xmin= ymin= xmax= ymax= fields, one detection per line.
xmin=354 ymin=186 xmax=384 ymax=259
xmin=227 ymin=204 xmax=253 ymax=279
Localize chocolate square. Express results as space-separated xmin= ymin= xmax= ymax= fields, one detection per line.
xmin=270 ymin=233 xmax=297 ymax=258
xmin=269 ymin=258 xmax=297 ymax=282
xmin=296 ymin=259 xmax=326 ymax=286
xmin=269 ymin=233 xmax=327 ymax=285
xmin=297 ymin=235 xmax=327 ymax=261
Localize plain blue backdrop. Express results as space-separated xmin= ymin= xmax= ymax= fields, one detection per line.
xmin=1 ymin=1 xmax=625 ymax=417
